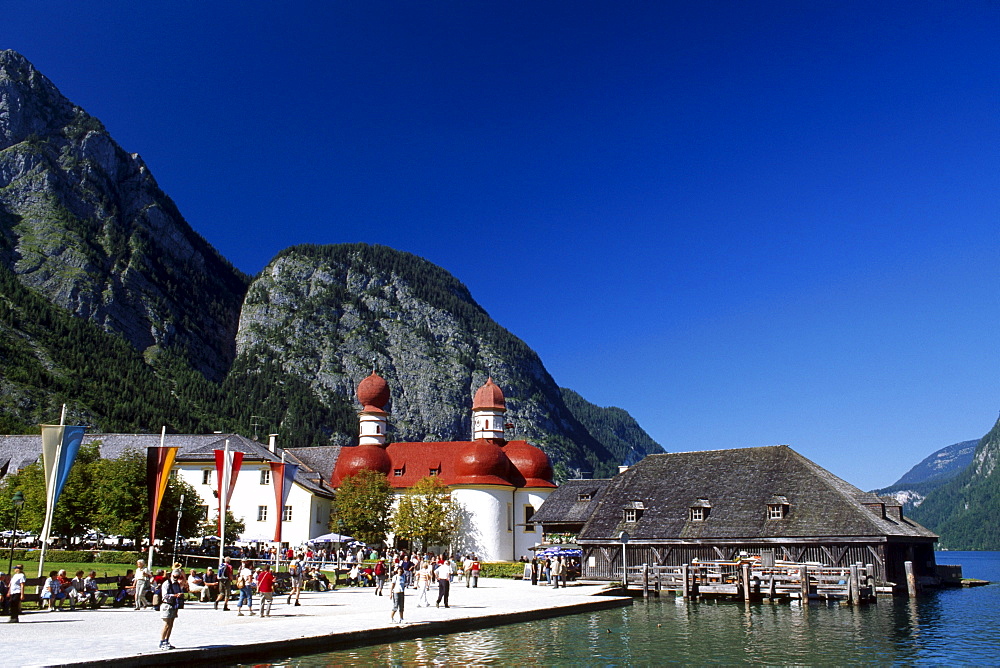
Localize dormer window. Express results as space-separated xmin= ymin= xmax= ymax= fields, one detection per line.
xmin=689 ymin=498 xmax=711 ymax=521
xmin=577 ymin=493 xmax=592 ymax=502
xmin=393 ymin=468 xmax=404 ymax=477
xmin=766 ymin=495 xmax=789 ymax=520
xmin=429 ymin=467 xmax=441 ymax=476
xmin=622 ymin=500 xmax=645 ymax=523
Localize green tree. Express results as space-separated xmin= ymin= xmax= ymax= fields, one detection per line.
xmin=331 ymin=469 xmax=393 ymax=546
xmin=391 ymin=476 xmax=461 ymax=553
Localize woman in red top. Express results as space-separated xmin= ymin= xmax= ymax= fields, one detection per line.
xmin=256 ymin=564 xmax=275 ymax=617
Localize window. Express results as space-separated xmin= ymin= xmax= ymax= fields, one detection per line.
xmin=689 ymin=507 xmax=705 ymax=521
xmin=169 ymin=469 xmax=177 ymax=480
xmin=484 ymin=419 xmax=489 ymax=430
xmin=376 ymin=425 xmax=380 ymax=434
xmin=624 ymin=508 xmax=637 ymax=522
xmin=197 ymin=505 xmax=209 ymax=521
xmin=260 ymin=469 xmax=271 ymax=485
xmin=283 ymin=505 xmax=293 ymax=522
xmin=202 ymin=470 xmax=212 ymax=485
xmin=257 ymin=505 xmax=268 ymax=522
xmin=524 ymin=505 xmax=536 ymax=532
xmin=394 ymin=468 xmax=404 ymax=477
xmin=506 ymin=502 xmax=513 ymax=531
xmin=767 ymin=504 xmax=785 ymax=520
xmin=429 ymin=467 xmax=441 ymax=476
xmin=577 ymin=493 xmax=592 ymax=501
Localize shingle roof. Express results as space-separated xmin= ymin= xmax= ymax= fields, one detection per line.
xmin=575 ymin=445 xmax=937 ymax=542
xmin=0 ymin=433 xmax=334 ymax=498
xmin=531 ymin=478 xmax=612 ymax=525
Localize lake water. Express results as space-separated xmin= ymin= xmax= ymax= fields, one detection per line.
xmin=246 ymin=552 xmax=999 ymax=666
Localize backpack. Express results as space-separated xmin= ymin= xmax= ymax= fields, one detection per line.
xmin=375 ymin=562 xmax=386 ymax=576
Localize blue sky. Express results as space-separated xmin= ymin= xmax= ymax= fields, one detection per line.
xmin=5 ymin=1 xmax=998 ymax=490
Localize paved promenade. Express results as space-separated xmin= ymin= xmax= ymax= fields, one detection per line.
xmin=7 ymin=578 xmax=630 ymax=668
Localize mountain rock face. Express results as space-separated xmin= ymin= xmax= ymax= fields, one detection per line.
xmin=235 ymin=244 xmax=650 ymax=478
xmin=909 ymin=418 xmax=1000 ymax=550
xmin=873 ymin=439 xmax=978 ymax=510
xmin=559 ymin=388 xmax=664 ymax=467
xmin=0 ymin=49 xmax=664 ymax=479
xmin=0 ymin=50 xmax=248 ymax=381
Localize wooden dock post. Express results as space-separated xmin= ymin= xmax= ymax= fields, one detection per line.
xmin=742 ymin=563 xmax=751 ymax=602
xmin=767 ymin=572 xmax=775 ymax=601
xmin=865 ymin=563 xmax=875 ymax=601
xmin=682 ymin=564 xmax=690 ymax=599
xmin=904 ymin=561 xmax=918 ymax=598
xmin=849 ymin=564 xmax=860 ymax=605
xmin=642 ymin=563 xmax=650 ymax=599
xmin=799 ymin=566 xmax=809 ymax=602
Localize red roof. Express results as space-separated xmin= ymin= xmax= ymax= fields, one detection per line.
xmin=331 ymin=439 xmax=555 ymax=489
xmin=472 ymin=377 xmax=506 ymax=411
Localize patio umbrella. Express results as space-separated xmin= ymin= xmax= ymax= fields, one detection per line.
xmin=307 ymin=532 xmax=354 ymax=543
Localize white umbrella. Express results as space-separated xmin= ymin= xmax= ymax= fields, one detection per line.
xmin=307 ymin=532 xmax=354 ymax=543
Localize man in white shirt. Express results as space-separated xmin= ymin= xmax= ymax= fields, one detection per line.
xmin=435 ymin=560 xmax=453 ymax=608
xmin=8 ymin=564 xmax=26 ymax=622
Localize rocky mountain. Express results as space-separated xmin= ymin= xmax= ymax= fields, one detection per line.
xmin=0 ymin=50 xmax=660 ymax=479
xmin=234 ymin=244 xmax=662 ymax=478
xmin=0 ymin=50 xmax=248 ymax=382
xmin=873 ymin=439 xmax=978 ymax=511
xmin=910 ymin=417 xmax=1000 ymax=550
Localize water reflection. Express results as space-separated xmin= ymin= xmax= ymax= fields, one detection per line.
xmin=241 ymin=553 xmax=999 ymax=666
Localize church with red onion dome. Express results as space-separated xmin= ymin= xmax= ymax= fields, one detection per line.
xmin=330 ymin=373 xmax=556 ymax=561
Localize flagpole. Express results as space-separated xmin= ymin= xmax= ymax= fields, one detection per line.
xmin=148 ymin=426 xmax=166 ymax=567
xmin=38 ymin=412 xmax=66 ymax=578
xmin=218 ymin=439 xmax=229 ymax=570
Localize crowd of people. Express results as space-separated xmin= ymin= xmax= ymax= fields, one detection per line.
xmin=0 ymin=546 xmax=582 ymax=649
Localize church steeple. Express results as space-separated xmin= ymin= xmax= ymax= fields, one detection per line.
xmin=472 ymin=377 xmax=507 ymax=441
xmin=357 ymin=372 xmax=390 ymax=446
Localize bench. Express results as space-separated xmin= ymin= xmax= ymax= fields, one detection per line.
xmin=20 ymin=576 xmax=121 ymax=610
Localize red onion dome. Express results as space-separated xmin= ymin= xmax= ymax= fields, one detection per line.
xmin=453 ymin=438 xmax=514 ymax=486
xmin=472 ymin=377 xmax=506 ymax=411
xmin=503 ymin=441 xmax=556 ymax=487
xmin=357 ymin=373 xmax=390 ymax=412
xmin=331 ymin=443 xmax=391 ymax=486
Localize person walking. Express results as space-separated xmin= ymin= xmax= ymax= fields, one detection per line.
xmin=8 ymin=565 xmax=25 ymax=622
xmin=389 ymin=566 xmax=406 ymax=624
xmin=256 ymin=564 xmax=275 ymax=617
xmin=415 ymin=561 xmax=432 ymax=607
xmin=159 ymin=569 xmax=185 ymax=650
xmin=287 ymin=559 xmax=302 ymax=606
xmin=134 ymin=559 xmax=151 ymax=610
xmin=469 ymin=557 xmax=480 ymax=588
xmin=530 ymin=557 xmax=539 ymax=586
xmin=216 ymin=557 xmax=232 ymax=610
xmin=374 ymin=558 xmax=387 ymax=595
xmin=435 ymin=559 xmax=453 ymax=608
xmin=236 ymin=561 xmax=255 ymax=616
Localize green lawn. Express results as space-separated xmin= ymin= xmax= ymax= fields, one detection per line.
xmin=14 ymin=561 xmax=134 ymax=579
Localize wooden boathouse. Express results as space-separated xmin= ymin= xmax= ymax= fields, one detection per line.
xmin=531 ymin=445 xmax=938 ymax=597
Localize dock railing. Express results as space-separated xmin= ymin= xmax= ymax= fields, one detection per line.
xmin=621 ymin=561 xmax=876 ymax=604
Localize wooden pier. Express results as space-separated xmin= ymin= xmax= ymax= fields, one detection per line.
xmin=622 ymin=560 xmax=879 ymax=604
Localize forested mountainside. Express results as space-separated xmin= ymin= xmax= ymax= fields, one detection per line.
xmin=0 ymin=50 xmax=659 ymax=479
xmin=874 ymin=439 xmax=979 ymax=512
xmin=559 ymin=388 xmax=664 ymax=467
xmin=910 ymin=417 xmax=1000 ymax=550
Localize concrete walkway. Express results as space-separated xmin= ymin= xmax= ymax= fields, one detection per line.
xmin=6 ymin=579 xmax=630 ymax=668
